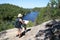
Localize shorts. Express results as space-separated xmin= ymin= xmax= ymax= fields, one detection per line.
xmin=15 ymin=25 xmax=22 ymax=29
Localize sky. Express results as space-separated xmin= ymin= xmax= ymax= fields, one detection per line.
xmin=0 ymin=0 xmax=50 ymax=8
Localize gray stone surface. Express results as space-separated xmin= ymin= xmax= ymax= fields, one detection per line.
xmin=0 ymin=20 xmax=59 ymax=40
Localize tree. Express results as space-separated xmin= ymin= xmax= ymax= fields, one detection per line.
xmin=0 ymin=3 xmax=31 ymax=31
xmin=56 ymin=0 xmax=60 ymax=9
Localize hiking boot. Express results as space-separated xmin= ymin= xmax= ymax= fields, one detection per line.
xmin=16 ymin=34 xmax=19 ymax=37
xmin=19 ymin=34 xmax=22 ymax=38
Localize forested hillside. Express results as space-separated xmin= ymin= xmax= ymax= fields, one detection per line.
xmin=36 ymin=0 xmax=60 ymax=24
xmin=0 ymin=0 xmax=60 ymax=32
xmin=0 ymin=4 xmax=30 ymax=31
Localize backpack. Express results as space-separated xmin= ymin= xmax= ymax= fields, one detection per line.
xmin=14 ymin=18 xmax=22 ymax=27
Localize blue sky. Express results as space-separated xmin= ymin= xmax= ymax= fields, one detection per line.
xmin=0 ymin=0 xmax=49 ymax=8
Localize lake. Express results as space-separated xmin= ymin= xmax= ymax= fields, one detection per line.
xmin=23 ymin=12 xmax=38 ymax=22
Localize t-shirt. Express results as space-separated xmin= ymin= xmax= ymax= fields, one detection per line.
xmin=19 ymin=19 xmax=22 ymax=22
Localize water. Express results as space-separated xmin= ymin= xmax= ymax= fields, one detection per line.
xmin=23 ymin=12 xmax=38 ymax=22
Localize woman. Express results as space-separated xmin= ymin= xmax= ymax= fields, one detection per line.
xmin=15 ymin=14 xmax=25 ymax=38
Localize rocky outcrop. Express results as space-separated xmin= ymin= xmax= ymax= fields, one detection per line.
xmin=0 ymin=20 xmax=60 ymax=40
xmin=35 ymin=20 xmax=60 ymax=40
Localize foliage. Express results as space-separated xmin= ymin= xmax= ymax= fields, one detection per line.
xmin=32 ymin=7 xmax=41 ymax=12
xmin=26 ymin=21 xmax=34 ymax=27
xmin=36 ymin=7 xmax=50 ymax=24
xmin=0 ymin=3 xmax=30 ymax=32
xmin=0 ymin=0 xmax=60 ymax=32
xmin=36 ymin=0 xmax=60 ymax=25
xmin=0 ymin=4 xmax=30 ymax=21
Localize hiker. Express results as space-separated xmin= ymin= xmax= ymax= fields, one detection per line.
xmin=15 ymin=13 xmax=26 ymax=38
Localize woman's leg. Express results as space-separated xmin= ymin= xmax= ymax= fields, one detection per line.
xmin=16 ymin=28 xmax=22 ymax=35
xmin=16 ymin=28 xmax=19 ymax=37
xmin=24 ymin=26 xmax=26 ymax=30
xmin=18 ymin=28 xmax=22 ymax=38
xmin=16 ymin=28 xmax=20 ymax=37
xmin=23 ymin=24 xmax=26 ymax=30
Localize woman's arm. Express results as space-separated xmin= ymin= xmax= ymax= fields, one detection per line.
xmin=19 ymin=19 xmax=25 ymax=24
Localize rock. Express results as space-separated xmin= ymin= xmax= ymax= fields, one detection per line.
xmin=35 ymin=20 xmax=60 ymax=40
xmin=0 ymin=20 xmax=60 ymax=40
